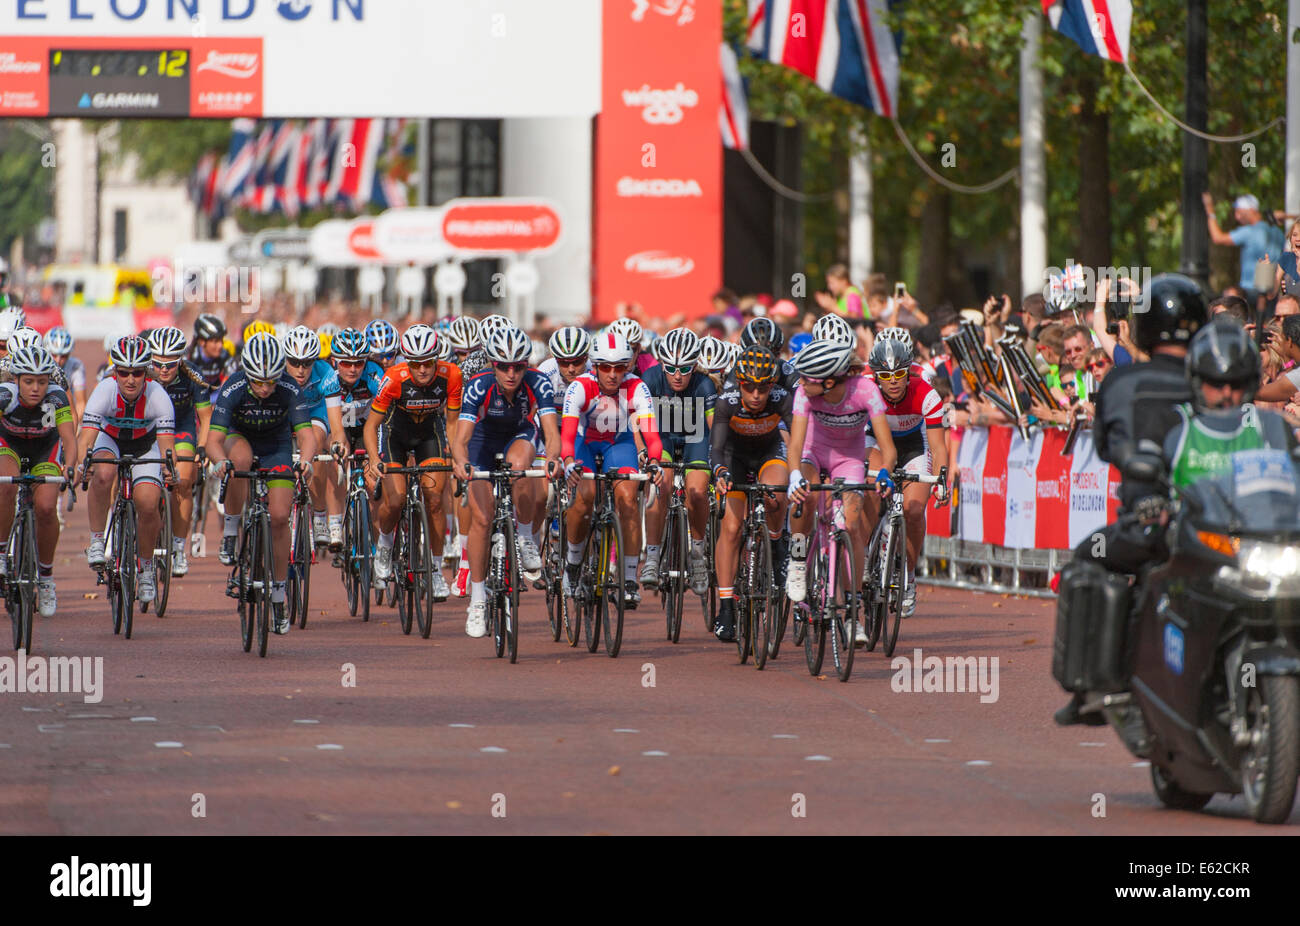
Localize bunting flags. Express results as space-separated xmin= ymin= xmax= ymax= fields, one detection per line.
xmin=1042 ymin=0 xmax=1131 ymax=63
xmin=745 ymin=0 xmax=900 ymax=117
xmin=719 ymin=43 xmax=749 ymax=150
xmin=192 ymin=118 xmax=413 ymax=219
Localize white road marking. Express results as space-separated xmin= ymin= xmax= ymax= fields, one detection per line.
xmin=804 ymin=755 xmax=832 ymax=761
xmin=154 ymin=741 xmax=183 ymax=748
xmin=771 ymin=734 xmax=798 ymax=739
xmin=130 ymin=717 xmax=157 ymax=722
xmin=923 ymin=738 xmax=950 ymax=743
xmin=641 ymin=750 xmax=669 ymax=757
xmin=316 ymin=744 xmax=344 ymax=750
xmin=965 ymin=760 xmax=992 ymax=766
xmin=613 ymin=728 xmax=639 ymax=733
xmin=450 ymin=723 xmax=475 ymax=728
xmin=481 ymin=746 xmax=507 ymax=753
xmin=293 ymin=719 xmax=320 ymax=724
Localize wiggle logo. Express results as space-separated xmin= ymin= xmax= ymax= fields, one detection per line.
xmin=621 ymin=83 xmax=699 ymax=124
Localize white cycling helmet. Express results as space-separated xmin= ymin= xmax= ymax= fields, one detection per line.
xmin=447 ymin=315 xmax=480 ymax=351
xmin=877 ymin=326 xmax=913 ymax=352
xmin=9 ymin=345 xmax=58 ymax=378
xmin=400 ymin=324 xmax=439 ymax=362
xmin=812 ymin=314 xmax=855 ymax=347
xmin=147 ymin=326 xmax=188 ymax=359
xmin=317 ymin=322 xmax=340 ymax=339
xmin=282 ymin=325 xmax=321 ymax=362
xmin=589 ymin=330 xmax=633 ymax=366
xmin=697 ymin=336 xmax=730 ymax=373
xmin=656 ymin=327 xmax=701 ymax=367
xmin=44 ymin=326 xmax=74 ymax=356
xmin=241 ymin=332 xmax=286 ymax=381
xmin=479 ymin=314 xmax=512 ymax=344
xmin=108 ymin=336 xmax=151 ymax=370
xmin=436 ymin=334 xmax=454 ymax=362
xmin=793 ymin=340 xmax=855 ymax=379
xmin=0 ymin=308 xmax=23 ymax=342
xmin=548 ymin=326 xmax=591 ymax=361
xmin=485 ymin=325 xmax=532 ymax=364
xmin=608 ymin=317 xmax=643 ymax=349
xmin=8 ymin=327 xmax=43 ymax=354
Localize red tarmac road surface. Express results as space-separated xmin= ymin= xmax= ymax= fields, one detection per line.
xmin=3 ymin=505 xmax=1298 ymax=835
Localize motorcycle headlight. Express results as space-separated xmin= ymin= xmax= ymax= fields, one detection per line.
xmin=1216 ymin=540 xmax=1300 ymax=599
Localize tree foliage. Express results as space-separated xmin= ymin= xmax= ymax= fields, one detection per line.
xmin=0 ymin=125 xmax=54 ymax=255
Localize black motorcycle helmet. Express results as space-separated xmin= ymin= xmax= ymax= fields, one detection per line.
xmin=1131 ymin=273 xmax=1207 ymax=353
xmin=1185 ymin=316 xmax=1260 ymax=411
xmin=740 ymin=316 xmax=786 ymax=354
xmin=194 ymin=312 xmax=226 ymax=342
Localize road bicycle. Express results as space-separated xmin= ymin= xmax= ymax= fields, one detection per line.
xmin=540 ymin=468 xmax=576 ymax=645
xmin=793 ymin=478 xmax=867 ymax=681
xmin=864 ymin=468 xmax=943 ymax=658
xmin=0 ymin=472 xmax=68 ymax=652
xmin=286 ymin=453 xmax=336 ymax=630
xmin=702 ymin=485 xmax=722 ymax=634
xmin=569 ymin=455 xmax=651 ymax=659
xmin=654 ymin=459 xmax=694 ymax=645
xmin=84 ymin=452 xmax=176 ymax=641
xmin=339 ymin=448 xmax=373 ymax=623
xmin=387 ymin=462 xmax=453 ymax=639
xmin=463 ymin=456 xmax=546 ymax=662
xmin=728 ymin=480 xmax=787 ymax=669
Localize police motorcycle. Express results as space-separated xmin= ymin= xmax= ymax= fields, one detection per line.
xmin=1055 ymin=443 xmax=1300 ymax=823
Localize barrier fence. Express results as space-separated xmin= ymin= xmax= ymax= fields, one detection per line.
xmin=918 ymin=426 xmax=1120 ymax=598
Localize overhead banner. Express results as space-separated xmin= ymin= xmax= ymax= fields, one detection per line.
xmin=2 ymin=0 xmax=600 ymax=118
xmin=593 ymin=0 xmax=720 ymax=323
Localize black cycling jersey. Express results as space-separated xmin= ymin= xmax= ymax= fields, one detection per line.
xmin=210 ymin=371 xmax=311 ymax=442
xmin=153 ymin=362 xmax=212 ymax=423
xmin=710 ymin=382 xmax=793 ymax=464
xmin=187 ymin=342 xmax=238 ymax=392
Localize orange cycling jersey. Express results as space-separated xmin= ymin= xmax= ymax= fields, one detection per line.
xmin=370 ymin=361 xmax=463 ymax=428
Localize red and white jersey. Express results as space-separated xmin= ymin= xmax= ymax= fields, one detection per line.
xmin=917 ymin=356 xmax=945 ymax=385
xmin=864 ymin=373 xmax=943 ymax=444
xmin=81 ymin=378 xmax=175 ymax=443
xmin=560 ymin=371 xmax=657 ymax=454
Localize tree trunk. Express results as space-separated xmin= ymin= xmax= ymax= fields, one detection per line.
xmin=917 ymin=188 xmax=951 ymax=311
xmin=1078 ymin=63 xmax=1112 ymax=270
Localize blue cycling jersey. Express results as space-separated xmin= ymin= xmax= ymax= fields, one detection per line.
xmin=337 ymin=360 xmax=386 ymax=429
xmin=639 ymin=366 xmax=716 ymax=449
xmin=293 ymin=358 xmax=341 ymax=422
xmin=458 ymin=369 xmax=555 ymax=436
xmin=210 ymin=371 xmax=312 ymax=442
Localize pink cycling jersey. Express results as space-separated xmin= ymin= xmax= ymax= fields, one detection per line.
xmin=793 ymin=374 xmax=886 ymax=454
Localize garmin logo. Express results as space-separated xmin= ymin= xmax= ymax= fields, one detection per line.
xmin=50 ymin=857 xmax=151 ymax=906
xmin=195 ymin=50 xmax=259 ymax=78
xmin=16 ymin=0 xmax=363 ymax=23
xmin=80 ymin=92 xmax=160 ymax=110
xmin=624 ymin=250 xmax=695 ymax=279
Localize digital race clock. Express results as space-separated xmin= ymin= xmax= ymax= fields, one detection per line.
xmin=48 ymin=47 xmax=192 ymax=117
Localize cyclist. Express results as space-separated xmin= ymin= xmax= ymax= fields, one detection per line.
xmin=2 ymin=328 xmax=70 ymax=392
xmin=784 ymin=339 xmax=898 ymax=642
xmin=0 ymin=308 xmax=23 ymax=360
xmin=331 ymin=327 xmax=386 ymax=454
xmin=560 ymin=329 xmax=661 ymax=609
xmin=77 ymin=337 xmax=177 ymax=606
xmin=365 ymin=319 xmax=401 ymax=369
xmin=710 ymin=345 xmax=793 ymax=643
xmin=639 ymin=327 xmax=715 ymax=595
xmin=608 ymin=317 xmax=657 ymax=376
xmin=697 ymin=335 xmax=732 ymax=393
xmin=206 ymin=332 xmax=316 ymax=635
xmin=146 ymin=327 xmax=212 ymax=577
xmin=189 ymin=313 xmax=238 ymax=395
xmin=364 ymin=324 xmax=460 ymax=600
xmin=0 ymin=346 xmax=77 ymax=616
xmin=864 ymin=332 xmax=949 ymax=619
xmin=282 ymin=326 xmax=347 ymax=552
xmin=453 ymin=324 xmax=559 ymax=637
xmin=44 ymin=327 xmax=86 ymax=423
xmin=531 ymin=325 xmax=592 ymax=545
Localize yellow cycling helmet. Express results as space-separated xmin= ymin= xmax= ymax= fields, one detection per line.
xmin=319 ymin=331 xmax=333 ymax=360
xmin=242 ymin=320 xmax=276 ymax=343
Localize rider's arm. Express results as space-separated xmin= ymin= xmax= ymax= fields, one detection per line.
xmin=559 ymin=377 xmax=588 ymax=462
xmin=927 ymin=425 xmax=948 ymax=481
xmin=195 ymin=401 xmax=213 ymax=455
xmin=629 ymin=380 xmax=662 ymax=462
xmin=786 ymin=412 xmax=808 ymax=473
xmin=868 ymin=413 xmax=898 ymax=474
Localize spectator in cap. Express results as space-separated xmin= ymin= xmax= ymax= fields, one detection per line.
xmin=1203 ymin=190 xmax=1285 ymax=305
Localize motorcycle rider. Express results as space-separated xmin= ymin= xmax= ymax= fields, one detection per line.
xmin=1055 ymin=273 xmax=1207 ymax=726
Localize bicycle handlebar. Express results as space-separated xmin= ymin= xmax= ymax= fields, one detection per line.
xmin=580 ymin=471 xmax=652 ymax=482
xmin=0 ymin=475 xmax=66 ymax=485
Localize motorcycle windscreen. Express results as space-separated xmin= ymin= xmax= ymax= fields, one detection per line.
xmin=1184 ymin=448 xmax=1300 ymax=534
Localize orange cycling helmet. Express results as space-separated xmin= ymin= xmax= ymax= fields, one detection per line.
xmin=734 ymin=344 xmax=779 ymax=385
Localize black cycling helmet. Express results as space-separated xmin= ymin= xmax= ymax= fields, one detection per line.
xmin=740 ymin=316 xmax=785 ymax=354
xmin=1186 ymin=316 xmax=1260 ymax=411
xmin=1132 ymin=273 xmax=1206 ymax=354
xmin=194 ymin=313 xmax=227 ymax=341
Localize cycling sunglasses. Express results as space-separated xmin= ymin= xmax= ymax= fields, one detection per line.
xmin=595 ymin=362 xmax=628 ymax=373
xmin=335 ymin=358 xmax=367 ymax=368
xmin=662 ymin=363 xmax=695 ymax=375
xmin=151 ymin=358 xmax=182 ymax=371
xmin=739 ymin=381 xmax=773 ymax=393
xmin=115 ymin=368 xmax=148 ymax=380
xmin=875 ymin=369 xmax=908 ymax=383
xmin=494 ymin=361 xmax=526 ymax=373
xmin=286 ymin=358 xmax=315 ymax=369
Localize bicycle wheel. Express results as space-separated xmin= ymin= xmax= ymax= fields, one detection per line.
xmin=803 ymin=547 xmax=827 ymax=677
xmin=411 ymin=499 xmax=435 ymax=639
xmin=6 ymin=522 xmax=21 ymax=651
xmin=343 ymin=496 xmax=359 ymax=616
xmin=500 ymin=514 xmax=520 ymax=663
xmin=287 ymin=499 xmax=312 ymax=629
xmin=663 ymin=506 xmax=686 ymax=644
xmin=862 ymin=523 xmax=885 ymax=652
xmin=881 ymin=519 xmax=907 ymax=657
xmin=544 ymin=500 xmax=565 ymax=643
xmin=734 ymin=522 xmax=753 ymax=664
xmin=256 ymin=513 xmax=273 ymax=658
xmin=394 ymin=516 xmax=413 ymax=635
xmin=829 ymin=532 xmax=857 ymax=683
xmin=356 ymin=493 xmax=372 ymax=623
xmin=769 ymin=596 xmax=791 ymax=659
xmin=153 ymin=492 xmax=173 ymax=617
xmin=581 ymin=528 xmax=601 ymax=653
xmin=703 ymin=502 xmax=719 ymax=633
xmin=237 ymin=520 xmax=254 ymax=652
xmin=751 ymin=530 xmax=774 ymax=671
xmin=10 ymin=513 xmax=34 ymax=653
xmin=599 ymin=515 xmax=625 ymax=658
xmin=120 ymin=504 xmax=137 ymax=640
